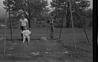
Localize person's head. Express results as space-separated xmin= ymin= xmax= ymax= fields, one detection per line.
xmin=24 ymin=27 xmax=30 ymax=31
xmin=21 ymin=15 xmax=25 ymax=19
xmin=24 ymin=27 xmax=28 ymax=30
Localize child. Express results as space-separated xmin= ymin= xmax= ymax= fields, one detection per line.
xmin=22 ymin=27 xmax=31 ymax=44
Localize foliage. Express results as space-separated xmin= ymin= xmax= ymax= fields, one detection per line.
xmin=51 ymin=0 xmax=92 ymax=28
xmin=3 ymin=0 xmax=48 ymax=28
xmin=3 ymin=0 xmax=47 ymax=18
xmin=3 ymin=0 xmax=92 ymax=28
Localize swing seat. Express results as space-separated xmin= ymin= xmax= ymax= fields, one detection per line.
xmin=40 ymin=37 xmax=48 ymax=41
xmin=0 ymin=24 xmax=7 ymax=27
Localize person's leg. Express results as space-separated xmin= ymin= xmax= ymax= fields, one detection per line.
xmin=27 ymin=35 xmax=30 ymax=43
xmin=23 ymin=36 xmax=26 ymax=43
xmin=26 ymin=35 xmax=30 ymax=45
xmin=20 ymin=26 xmax=24 ymax=40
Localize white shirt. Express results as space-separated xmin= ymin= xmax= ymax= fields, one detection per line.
xmin=22 ymin=30 xmax=31 ymax=37
xmin=20 ymin=18 xmax=28 ymax=26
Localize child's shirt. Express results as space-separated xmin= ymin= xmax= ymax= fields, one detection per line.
xmin=22 ymin=30 xmax=31 ymax=36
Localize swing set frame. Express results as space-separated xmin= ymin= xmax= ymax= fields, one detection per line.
xmin=3 ymin=0 xmax=90 ymax=56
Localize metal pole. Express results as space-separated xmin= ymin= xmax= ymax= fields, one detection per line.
xmin=10 ymin=11 xmax=12 ymax=40
xmin=28 ymin=0 xmax=31 ymax=29
xmin=58 ymin=17 xmax=63 ymax=41
xmin=69 ymin=0 xmax=76 ymax=48
xmin=4 ymin=10 xmax=8 ymax=56
xmin=58 ymin=1 xmax=67 ymax=41
xmin=83 ymin=28 xmax=90 ymax=43
xmin=26 ymin=0 xmax=31 ymax=29
xmin=83 ymin=18 xmax=90 ymax=43
xmin=9 ymin=3 xmax=12 ymax=41
xmin=50 ymin=16 xmax=54 ymax=39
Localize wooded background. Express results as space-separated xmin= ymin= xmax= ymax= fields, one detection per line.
xmin=2 ymin=0 xmax=92 ymax=28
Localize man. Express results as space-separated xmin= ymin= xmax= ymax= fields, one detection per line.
xmin=19 ymin=15 xmax=29 ymax=39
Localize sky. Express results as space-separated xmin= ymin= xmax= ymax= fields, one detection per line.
xmin=0 ymin=0 xmax=6 ymax=18
xmin=47 ymin=0 xmax=93 ymax=8
xmin=88 ymin=0 xmax=93 ymax=9
xmin=0 ymin=0 xmax=93 ymax=18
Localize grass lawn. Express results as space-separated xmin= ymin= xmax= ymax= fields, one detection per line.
xmin=0 ymin=28 xmax=92 ymax=62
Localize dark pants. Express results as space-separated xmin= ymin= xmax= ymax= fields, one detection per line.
xmin=20 ymin=26 xmax=25 ymax=31
xmin=20 ymin=26 xmax=25 ymax=40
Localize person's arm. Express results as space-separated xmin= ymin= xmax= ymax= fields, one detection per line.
xmin=27 ymin=20 xmax=29 ymax=28
xmin=19 ymin=19 xmax=21 ymax=29
xmin=26 ymin=19 xmax=31 ymax=29
xmin=25 ymin=18 xmax=28 ymax=28
xmin=29 ymin=31 xmax=31 ymax=35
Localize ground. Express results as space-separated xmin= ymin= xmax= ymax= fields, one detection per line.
xmin=0 ymin=28 xmax=92 ymax=62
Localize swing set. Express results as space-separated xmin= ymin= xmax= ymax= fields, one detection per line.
xmin=1 ymin=0 xmax=90 ymax=56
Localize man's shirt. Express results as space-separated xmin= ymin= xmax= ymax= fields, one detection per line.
xmin=20 ymin=18 xmax=28 ymax=26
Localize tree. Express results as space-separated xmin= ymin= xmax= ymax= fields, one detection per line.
xmin=3 ymin=0 xmax=47 ymax=18
xmin=51 ymin=0 xmax=91 ymax=28
xmin=3 ymin=0 xmax=48 ymax=28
